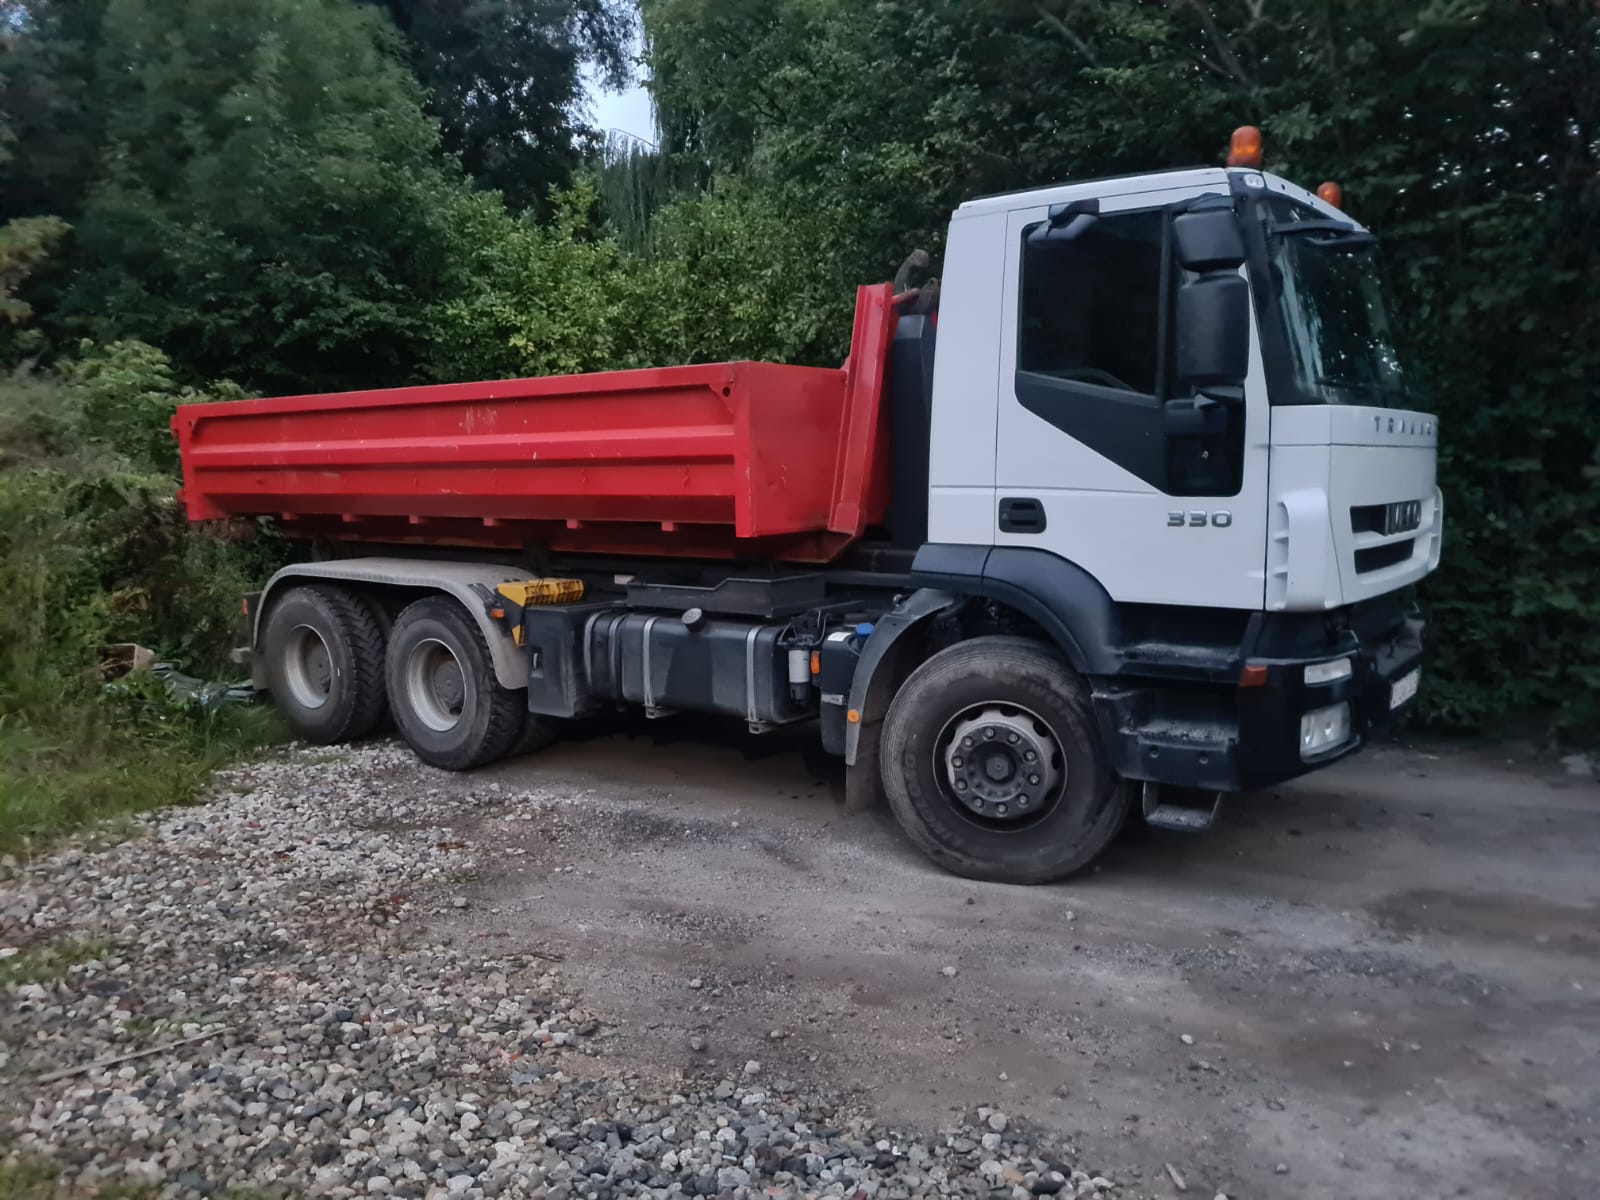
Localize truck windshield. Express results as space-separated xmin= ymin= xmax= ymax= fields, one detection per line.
xmin=1274 ymin=230 xmax=1406 ymax=406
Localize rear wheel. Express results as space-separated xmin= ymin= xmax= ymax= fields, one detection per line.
xmin=880 ymin=636 xmax=1130 ymax=883
xmin=386 ymin=596 xmax=525 ymax=770
xmin=260 ymin=585 xmax=388 ymax=744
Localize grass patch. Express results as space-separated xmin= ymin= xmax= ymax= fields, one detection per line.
xmin=0 ymin=938 xmax=116 ymax=987
xmin=117 ymin=1015 xmax=159 ymax=1040
xmin=0 ymin=687 xmax=284 ymax=856
xmin=0 ymin=1159 xmax=72 ymax=1200
xmin=0 ymin=1162 xmax=159 ymax=1199
xmin=0 ymin=1157 xmax=286 ymax=1200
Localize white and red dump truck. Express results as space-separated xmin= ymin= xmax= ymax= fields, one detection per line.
xmin=174 ymin=129 xmax=1442 ymax=883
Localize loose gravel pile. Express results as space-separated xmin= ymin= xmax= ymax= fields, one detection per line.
xmin=1 ymin=742 xmax=1115 ymax=1199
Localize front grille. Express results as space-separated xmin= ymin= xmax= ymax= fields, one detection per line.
xmin=1355 ymin=540 xmax=1414 ymax=573
xmin=1352 ymin=499 xmax=1423 ymax=537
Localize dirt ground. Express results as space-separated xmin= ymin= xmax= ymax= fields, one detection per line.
xmin=440 ymin=719 xmax=1599 ymax=1200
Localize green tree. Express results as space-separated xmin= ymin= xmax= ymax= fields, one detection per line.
xmin=0 ymin=0 xmax=107 ymax=226
xmin=373 ymin=0 xmax=632 ymax=213
xmin=0 ymin=215 xmax=68 ymax=326
xmin=38 ymin=0 xmax=478 ymax=392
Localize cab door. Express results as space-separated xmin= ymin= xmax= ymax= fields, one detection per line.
xmin=993 ymin=186 xmax=1272 ymax=611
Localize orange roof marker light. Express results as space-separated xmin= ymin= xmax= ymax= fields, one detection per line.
xmin=1227 ymin=125 xmax=1263 ymax=169
xmin=1316 ymin=181 xmax=1344 ymax=209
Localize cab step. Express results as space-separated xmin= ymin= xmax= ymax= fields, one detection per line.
xmin=1141 ymin=782 xmax=1224 ymax=833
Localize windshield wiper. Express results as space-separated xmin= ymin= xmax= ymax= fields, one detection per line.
xmin=1271 ymin=218 xmax=1376 ymax=250
xmin=1315 ymin=374 xmax=1406 ymax=397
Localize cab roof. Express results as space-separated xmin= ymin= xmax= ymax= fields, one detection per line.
xmin=955 ymin=167 xmax=1364 ymax=231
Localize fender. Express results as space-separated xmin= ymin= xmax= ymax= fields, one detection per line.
xmin=909 ymin=544 xmax=1125 ymax=675
xmin=842 ymin=587 xmax=963 ymax=766
xmin=253 ymin=557 xmax=532 ymax=690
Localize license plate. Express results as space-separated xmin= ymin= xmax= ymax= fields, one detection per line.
xmin=1390 ymin=667 xmax=1421 ymax=710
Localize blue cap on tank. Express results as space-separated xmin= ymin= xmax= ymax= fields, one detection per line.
xmin=854 ymin=622 xmax=875 ymax=638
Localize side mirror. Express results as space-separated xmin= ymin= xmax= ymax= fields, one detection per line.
xmin=1174 ymin=274 xmax=1250 ymax=387
xmin=1173 ymin=207 xmax=1245 ymax=271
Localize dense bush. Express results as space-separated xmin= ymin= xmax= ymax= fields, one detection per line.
xmin=0 ymin=350 xmax=288 ymax=848
xmin=426 ymin=180 xmax=858 ymax=382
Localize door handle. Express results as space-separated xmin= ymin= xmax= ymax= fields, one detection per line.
xmin=999 ymin=496 xmax=1047 ymax=533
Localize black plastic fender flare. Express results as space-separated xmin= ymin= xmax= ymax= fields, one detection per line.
xmin=843 ymin=588 xmax=963 ymax=766
xmin=907 ymin=544 xmax=1125 ymax=675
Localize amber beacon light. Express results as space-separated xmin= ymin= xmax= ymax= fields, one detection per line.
xmin=1316 ymin=181 xmax=1344 ymax=208
xmin=1226 ymin=125 xmax=1263 ymax=168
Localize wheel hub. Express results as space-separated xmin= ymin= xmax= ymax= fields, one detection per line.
xmin=942 ymin=708 xmax=1063 ymax=821
xmin=406 ymin=638 xmax=468 ymax=732
xmin=431 ymin=658 xmax=464 ymax=710
xmin=306 ymin=645 xmax=331 ymax=693
xmin=283 ymin=625 xmax=334 ymax=710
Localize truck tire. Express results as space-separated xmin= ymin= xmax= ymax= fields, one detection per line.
xmin=260 ymin=585 xmax=388 ymax=744
xmin=880 ymin=636 xmax=1129 ymax=883
xmin=386 ymin=596 xmax=525 ymax=771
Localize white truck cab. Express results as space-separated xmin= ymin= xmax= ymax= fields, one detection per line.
xmin=906 ymin=149 xmax=1438 ymax=809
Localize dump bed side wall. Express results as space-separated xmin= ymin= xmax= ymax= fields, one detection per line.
xmin=173 ymin=286 xmax=898 ymax=563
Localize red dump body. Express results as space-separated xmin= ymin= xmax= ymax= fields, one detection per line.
xmin=174 ymin=284 xmax=899 ymax=563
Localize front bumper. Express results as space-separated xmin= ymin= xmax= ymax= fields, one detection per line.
xmin=1232 ymin=615 xmax=1424 ymax=789
xmin=1095 ymin=605 xmax=1425 ymax=794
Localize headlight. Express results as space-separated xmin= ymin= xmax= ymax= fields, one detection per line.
xmin=1304 ymin=657 xmax=1352 ymax=686
xmin=1300 ymin=702 xmax=1352 ymax=759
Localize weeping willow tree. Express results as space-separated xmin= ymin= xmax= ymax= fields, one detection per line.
xmin=592 ymin=132 xmax=706 ymax=253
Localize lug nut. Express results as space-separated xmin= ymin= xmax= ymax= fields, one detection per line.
xmin=952 ymin=756 xmax=963 ymax=768
xmin=996 ymin=803 xmax=1008 ymax=816
xmin=962 ymin=737 xmax=974 ymax=749
xmin=1029 ymin=774 xmax=1040 ymax=785
xmin=956 ymin=780 xmax=967 ymax=791
xmin=984 ymin=729 xmax=996 ymax=740
xmin=1007 ymin=732 xmax=1020 ymax=744
xmin=1024 ymin=750 xmax=1037 ymax=763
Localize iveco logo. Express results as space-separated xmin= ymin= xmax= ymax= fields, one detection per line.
xmin=1374 ymin=415 xmax=1436 ymax=437
xmin=1382 ymin=499 xmax=1423 ymax=536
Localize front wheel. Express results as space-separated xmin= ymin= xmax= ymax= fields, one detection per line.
xmin=386 ymin=596 xmax=526 ymax=770
xmin=880 ymin=636 xmax=1130 ymax=883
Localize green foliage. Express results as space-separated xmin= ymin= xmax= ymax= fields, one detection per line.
xmin=0 ymin=937 xmax=115 ymax=986
xmin=373 ymin=0 xmax=633 ymax=214
xmin=0 ymin=0 xmax=107 ymax=225
xmin=0 ymin=357 xmax=288 ymax=850
xmin=593 ymin=132 xmax=707 ymax=253
xmin=0 ymin=216 xmax=69 ymax=325
xmin=428 ymin=178 xmax=857 ymax=381
xmin=428 ymin=186 xmax=641 ymax=380
xmin=25 ymin=0 xmax=480 ymax=392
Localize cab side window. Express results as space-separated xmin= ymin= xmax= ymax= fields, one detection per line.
xmin=1018 ymin=209 xmax=1168 ymax=399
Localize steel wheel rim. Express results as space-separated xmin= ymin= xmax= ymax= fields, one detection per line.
xmin=934 ymin=701 xmax=1065 ymax=829
xmin=405 ymin=637 xmax=466 ymax=732
xmin=283 ymin=624 xmax=333 ymax=710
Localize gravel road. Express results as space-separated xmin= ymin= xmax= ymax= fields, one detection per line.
xmin=2 ymin=721 xmax=1596 ymax=1200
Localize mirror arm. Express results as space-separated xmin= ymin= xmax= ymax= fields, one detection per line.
xmin=1047 ymin=197 xmax=1100 ymax=226
xmin=1196 ymin=384 xmax=1245 ymax=406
